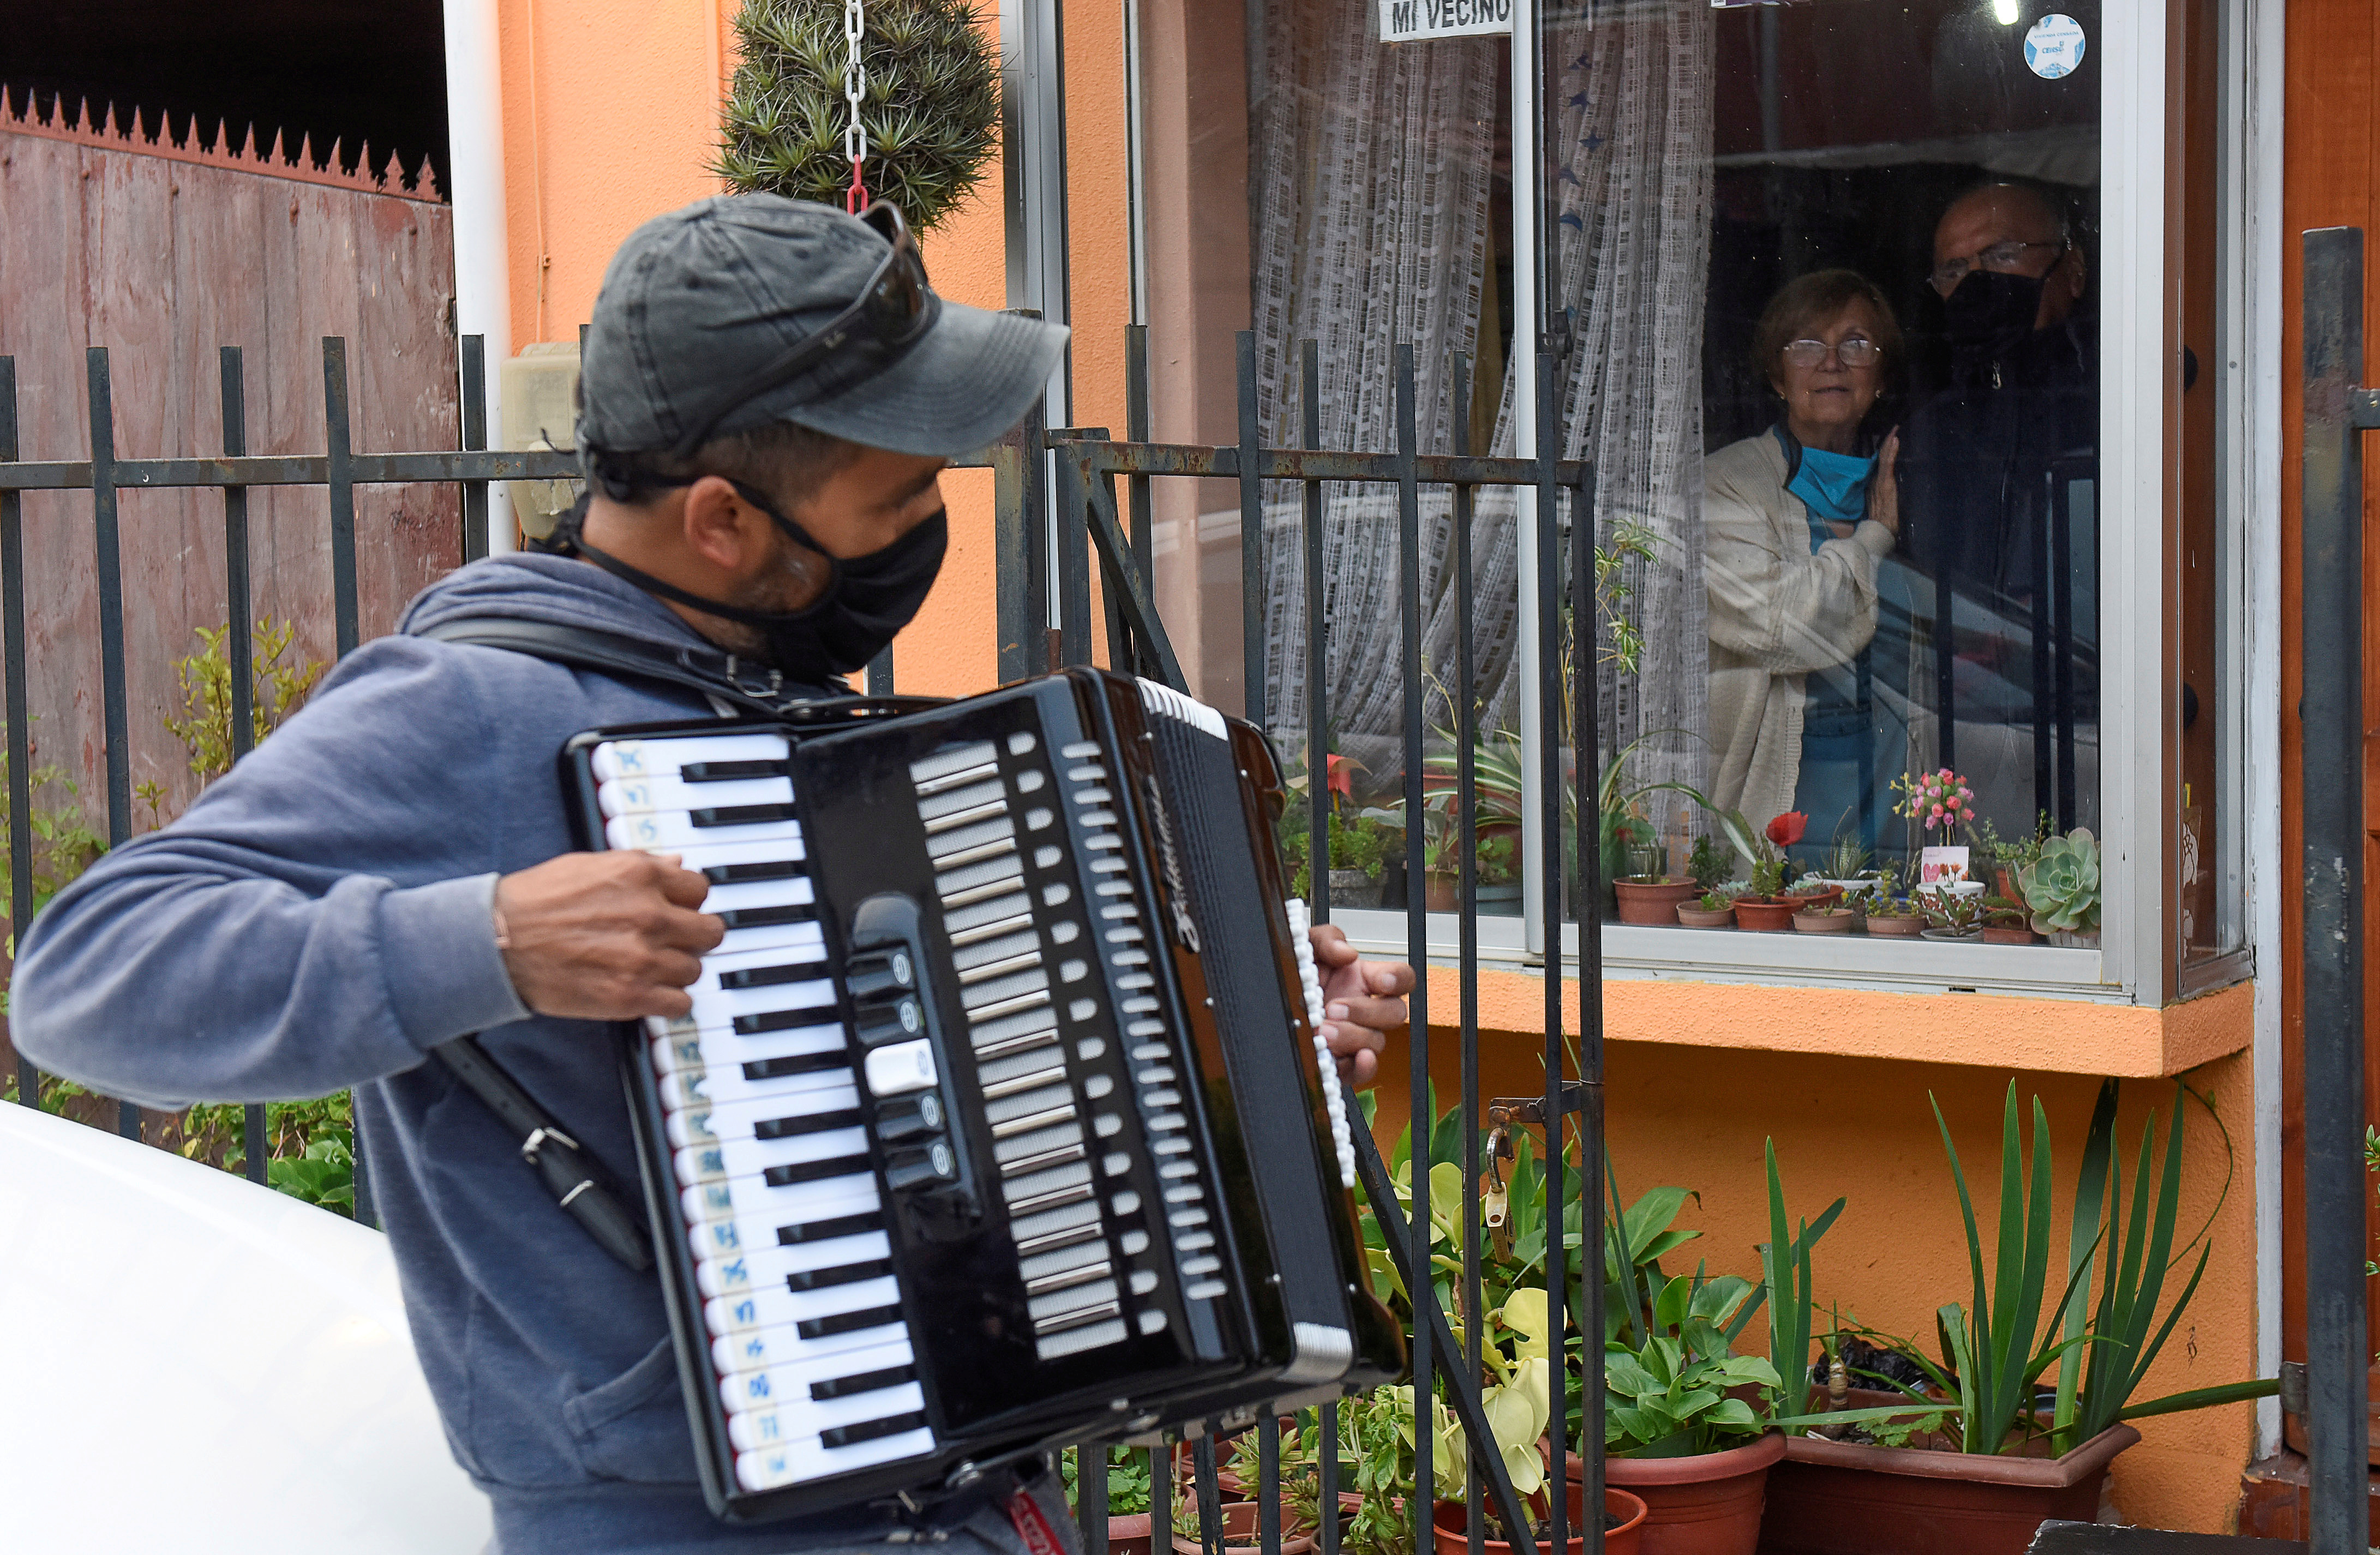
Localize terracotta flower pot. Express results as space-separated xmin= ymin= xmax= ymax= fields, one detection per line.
xmin=1778 ymin=885 xmax=1842 ymax=912
xmin=1793 ymin=909 xmax=1856 ymax=935
xmin=1427 ymin=871 xmax=1460 ymax=912
xmin=1980 ymin=921 xmax=2037 ymax=945
xmin=1171 ymin=1501 xmax=1315 ymax=1555
xmin=1759 ymin=1420 xmax=2141 ymax=1555
xmin=1597 ymin=1433 xmax=1784 ymax=1555
xmin=1730 ymin=896 xmax=1796 ymax=932
xmin=1866 ymin=910 xmax=1925 ymax=937
xmin=1108 ymin=1513 xmax=1155 ymax=1555
xmin=1614 ymin=877 xmax=1702 ymax=926
xmin=1429 ymin=1480 xmax=1647 ymax=1555
xmin=1675 ymin=902 xmax=1736 ymax=929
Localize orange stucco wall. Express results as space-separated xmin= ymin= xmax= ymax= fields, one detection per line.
xmin=488 ymin=7 xmax=2264 ymax=1536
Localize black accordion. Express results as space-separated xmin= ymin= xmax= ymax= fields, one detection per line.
xmin=562 ymin=668 xmax=1405 ymax=1522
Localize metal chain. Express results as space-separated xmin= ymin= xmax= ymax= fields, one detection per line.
xmin=842 ymin=0 xmax=868 ymax=213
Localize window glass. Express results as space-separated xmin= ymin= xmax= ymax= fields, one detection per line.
xmin=1136 ymin=0 xmax=2111 ymax=949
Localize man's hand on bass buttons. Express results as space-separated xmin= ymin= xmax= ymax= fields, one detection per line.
xmin=1308 ymin=922 xmax=1414 ymax=1090
xmin=494 ymin=851 xmax=724 ymax=1020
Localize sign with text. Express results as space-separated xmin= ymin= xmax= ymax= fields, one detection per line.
xmin=1380 ymin=0 xmax=1512 ymax=41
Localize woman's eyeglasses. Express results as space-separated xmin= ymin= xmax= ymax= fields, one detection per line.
xmin=1781 ymin=337 xmax=1881 ymax=370
xmin=669 ymin=202 xmax=934 ymax=459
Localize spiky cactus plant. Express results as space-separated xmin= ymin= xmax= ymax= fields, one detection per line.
xmin=716 ymin=0 xmax=999 ymax=233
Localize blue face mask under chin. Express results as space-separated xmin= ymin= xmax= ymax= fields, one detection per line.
xmin=1784 ymin=441 xmax=1875 ymax=526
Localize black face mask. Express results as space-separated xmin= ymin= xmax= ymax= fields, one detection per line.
xmin=567 ymin=482 xmax=949 ymax=683
xmin=1943 ymin=268 xmax=2046 ymax=367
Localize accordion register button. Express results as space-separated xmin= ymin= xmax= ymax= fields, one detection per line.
xmin=855 ymin=997 xmax=925 ymax=1046
xmin=873 ymin=1092 xmax=944 ymax=1142
xmin=846 ymin=949 xmax=916 ymax=999
xmin=884 ymin=1140 xmax=959 ymax=1193
xmin=862 ymin=1038 xmax=938 ymax=1096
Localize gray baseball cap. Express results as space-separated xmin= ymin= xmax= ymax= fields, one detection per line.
xmin=575 ymin=194 xmax=1068 ymax=461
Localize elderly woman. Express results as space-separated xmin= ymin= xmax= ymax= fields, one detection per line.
xmin=1705 ymin=269 xmax=1904 ymax=842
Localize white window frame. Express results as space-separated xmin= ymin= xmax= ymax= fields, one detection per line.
xmin=1111 ymin=0 xmax=2268 ymax=1009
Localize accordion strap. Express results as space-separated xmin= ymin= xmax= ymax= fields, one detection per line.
xmin=433 ymin=1035 xmax=654 ymax=1272
xmin=415 ymin=616 xmax=947 ymax=722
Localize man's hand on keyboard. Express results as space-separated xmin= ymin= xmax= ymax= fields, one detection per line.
xmin=494 ymin=851 xmax=725 ymax=1020
xmin=1308 ymin=923 xmax=1413 ymax=1089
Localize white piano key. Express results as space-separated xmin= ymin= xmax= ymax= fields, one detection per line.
xmin=703 ymin=1278 xmax=904 ymax=1338
xmin=680 ymin=1173 xmax=880 ymax=1227
xmin=714 ymin=1336 xmax=913 ymax=1402
xmin=696 ymin=1232 xmax=894 ymax=1298
xmin=726 ymin=1382 xmax=927 ymax=1448
xmin=673 ymin=1128 xmax=871 ymax=1186
xmin=607 ymin=809 xmax=805 ymax=851
xmin=734 ymin=1425 xmax=936 ymax=1492
xmin=712 ymin=1316 xmax=905 ymax=1377
xmin=656 ymin=1052 xmax=854 ymax=1110
xmin=687 ymin=1200 xmax=885 ymax=1260
xmin=592 ymin=733 xmax=790 ymax=780
xmin=598 ymin=773 xmax=794 ymax=818
xmin=666 ymin=1084 xmax=864 ymax=1149
xmin=704 ymin=874 xmax=818 ymax=915
xmin=664 ymin=837 xmax=810 ymax=875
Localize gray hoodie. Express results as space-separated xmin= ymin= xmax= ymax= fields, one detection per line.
xmin=11 ymin=555 xmax=1057 ymax=1555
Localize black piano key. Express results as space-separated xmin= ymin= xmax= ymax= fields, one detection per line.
xmin=778 ymin=1210 xmax=885 ymax=1246
xmin=705 ymin=860 xmax=801 ymax=885
xmin=786 ymin=1258 xmax=894 ymax=1293
xmin=798 ymin=1304 xmax=903 ymax=1341
xmin=734 ymin=1010 xmax=838 ymax=1037
xmin=717 ymin=903 xmax=817 ymax=930
xmin=810 ymin=1363 xmax=917 ymax=1401
xmin=820 ymin=1410 xmax=928 ymax=1449
xmin=754 ymin=1107 xmax=865 ymax=1140
xmin=721 ymin=962 xmax=820 ymax=990
xmin=763 ymin=1152 xmax=873 ymax=1187
xmin=693 ymin=802 xmax=799 ymax=827
xmin=680 ymin=759 xmax=791 ymax=781
xmin=741 ymin=1051 xmax=848 ymax=1081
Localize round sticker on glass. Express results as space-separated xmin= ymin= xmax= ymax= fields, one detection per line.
xmin=2024 ymin=14 xmax=2086 ymax=79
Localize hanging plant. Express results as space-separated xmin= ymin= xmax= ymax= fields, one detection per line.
xmin=716 ymin=0 xmax=1000 ymax=234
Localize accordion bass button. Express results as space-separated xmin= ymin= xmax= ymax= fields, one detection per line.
xmin=874 ymin=1094 xmax=944 ymax=1143
xmin=847 ymin=950 xmax=917 ymax=1000
xmin=884 ymin=1140 xmax=959 ymax=1194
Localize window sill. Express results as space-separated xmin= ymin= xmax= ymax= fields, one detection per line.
xmin=1326 ymin=908 xmax=2253 ymax=1078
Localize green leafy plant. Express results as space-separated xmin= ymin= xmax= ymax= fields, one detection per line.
xmin=2018 ymin=827 xmax=2102 ymax=937
xmin=0 ymin=727 xmax=106 ymax=956
xmin=1919 ymin=890 xmax=1988 ymax=935
xmin=1687 ymin=834 xmax=1732 ymax=892
xmin=1891 ymin=1082 xmax=2275 ymax=1456
xmin=716 ymin=0 xmax=1000 ymax=233
xmin=163 ymin=619 xmax=327 ymax=785
xmin=1604 ymin=1276 xmax=1779 ymax=1457
xmin=1060 ymin=1443 xmax=1154 ymax=1517
xmin=1281 ymin=809 xmax=1395 ymax=897
xmin=1820 ymin=828 xmax=1871 ymax=882
xmin=1695 ymin=889 xmax=1736 ymax=912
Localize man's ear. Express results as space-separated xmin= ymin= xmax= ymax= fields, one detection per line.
xmin=680 ymin=476 xmax=768 ymax=573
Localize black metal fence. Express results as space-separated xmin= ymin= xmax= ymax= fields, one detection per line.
xmin=0 ymin=326 xmax=1606 ymax=1554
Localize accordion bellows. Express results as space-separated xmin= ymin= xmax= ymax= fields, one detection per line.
xmin=562 ymin=668 xmax=1404 ymax=1523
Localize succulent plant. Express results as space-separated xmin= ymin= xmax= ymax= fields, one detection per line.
xmin=2018 ymin=826 xmax=2101 ymax=936
xmin=716 ymin=0 xmax=1000 ymax=233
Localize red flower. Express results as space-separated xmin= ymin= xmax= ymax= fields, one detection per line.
xmin=1766 ymin=810 xmax=1808 ymax=848
xmin=1325 ymin=754 xmax=1354 ymax=799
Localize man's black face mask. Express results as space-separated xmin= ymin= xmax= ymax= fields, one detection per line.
xmin=1943 ymin=268 xmax=2047 ymax=364
xmin=567 ymin=481 xmax=949 ymax=683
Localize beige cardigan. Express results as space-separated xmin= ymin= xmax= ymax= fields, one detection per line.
xmin=1702 ymin=432 xmax=1894 ymax=831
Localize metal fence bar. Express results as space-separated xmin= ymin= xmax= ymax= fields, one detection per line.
xmin=1534 ymin=349 xmax=1571 ymax=1554
xmin=1452 ymin=350 xmax=1484 ymax=1555
xmin=1394 ymin=341 xmax=1430 ymax=1550
xmin=1301 ymin=341 xmax=1328 ymax=933
xmin=219 ymin=345 xmax=270 ymax=1187
xmin=994 ymin=387 xmax=1047 ymax=682
xmin=1126 ymin=325 xmax=1153 ymax=590
xmin=322 ymin=338 xmax=361 ymax=659
xmin=1150 ymin=1442 xmax=1171 ymax=1555
xmin=1084 ymin=1444 xmax=1110 ymax=1555
xmin=1238 ymin=332 xmax=1266 ymax=728
xmin=1 ymin=357 xmax=34 ymax=1115
xmin=1257 ymin=1415 xmax=1279 ymax=1555
xmin=2299 ymin=224 xmax=2372 ymax=1555
xmin=83 ymin=349 xmax=140 ymax=1141
xmin=1569 ymin=463 xmax=1606 ymax=1547
xmin=460 ymin=336 xmax=490 ymax=564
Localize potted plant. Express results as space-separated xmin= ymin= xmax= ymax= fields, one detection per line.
xmin=1615 ymin=849 xmax=1702 ymax=927
xmin=2018 ymin=828 xmax=2101 ymax=947
xmin=1677 ymin=889 xmax=1737 ymax=929
xmin=1977 ymin=813 xmax=2051 ymax=903
xmin=1686 ymin=834 xmax=1734 ymax=896
xmin=1066 ymin=1444 xmax=1159 ymax=1555
xmin=1860 ymin=866 xmax=1923 ymax=937
xmin=1727 ymin=811 xmax=1806 ymax=930
xmin=1431 ymin=1478 xmax=1650 ymax=1555
xmin=1917 ymin=889 xmax=1987 ymax=941
xmin=1810 ymin=829 xmax=1878 ymax=901
xmin=1759 ymin=1083 xmax=2279 ymax=1555
xmin=1792 ymin=903 xmax=1857 ymax=935
xmin=1979 ymin=897 xmax=2036 ymax=945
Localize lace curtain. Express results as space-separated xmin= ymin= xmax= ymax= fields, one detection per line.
xmin=1250 ymin=0 xmax=1715 ymax=801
